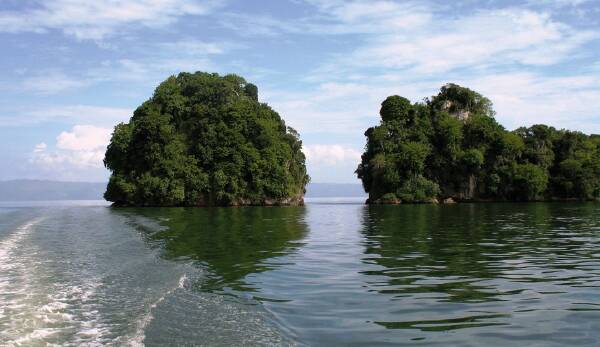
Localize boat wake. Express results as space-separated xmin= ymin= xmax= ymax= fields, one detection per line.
xmin=0 ymin=219 xmax=44 ymax=319
xmin=129 ymin=273 xmax=190 ymax=346
xmin=0 ymin=218 xmax=109 ymax=346
xmin=0 ymin=209 xmax=295 ymax=347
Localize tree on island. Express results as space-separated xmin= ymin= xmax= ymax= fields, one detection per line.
xmin=357 ymin=83 xmax=600 ymax=204
xmin=104 ymin=72 xmax=309 ymax=206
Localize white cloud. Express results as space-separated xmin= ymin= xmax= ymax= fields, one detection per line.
xmin=0 ymin=105 xmax=132 ymax=127
xmin=263 ymin=80 xmax=427 ymax=135
xmin=307 ymin=5 xmax=596 ymax=74
xmin=122 ymin=39 xmax=232 ymax=75
xmin=33 ymin=142 xmax=47 ymax=153
xmin=0 ymin=0 xmax=220 ymax=40
xmin=260 ymin=1 xmax=600 ymax=138
xmin=268 ymin=96 xmax=374 ymax=135
xmin=56 ymin=125 xmax=112 ymax=151
xmin=302 ymin=143 xmax=364 ymax=182
xmin=37 ymin=105 xmax=132 ymax=126
xmin=159 ymin=40 xmax=232 ymax=55
xmin=306 ymin=0 xmax=432 ymax=34
xmin=528 ymin=0 xmax=592 ymax=7
xmin=81 ymin=39 xmax=234 ymax=87
xmin=458 ymin=72 xmax=600 ymax=133
xmin=21 ymin=71 xmax=89 ymax=95
xmin=219 ymin=13 xmax=298 ymax=37
xmin=31 ymin=125 xmax=112 ymax=174
xmin=217 ymin=1 xmax=431 ymax=38
xmin=13 ymin=38 xmax=232 ymax=98
xmin=304 ymin=144 xmax=362 ymax=165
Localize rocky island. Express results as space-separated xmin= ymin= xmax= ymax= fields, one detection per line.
xmin=104 ymin=72 xmax=309 ymax=207
xmin=357 ymin=84 xmax=600 ymax=204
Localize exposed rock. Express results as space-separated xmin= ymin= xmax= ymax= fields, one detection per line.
xmin=367 ymin=196 xmax=402 ymax=205
xmin=263 ymin=195 xmax=305 ymax=206
xmin=443 ymin=197 xmax=456 ymax=204
xmin=441 ymin=100 xmax=470 ymax=121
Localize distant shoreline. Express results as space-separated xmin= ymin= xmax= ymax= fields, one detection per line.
xmin=0 ymin=180 xmax=367 ymax=201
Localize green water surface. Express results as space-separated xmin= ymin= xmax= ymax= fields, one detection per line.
xmin=1 ymin=201 xmax=600 ymax=346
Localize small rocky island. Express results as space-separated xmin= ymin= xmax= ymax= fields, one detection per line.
xmin=357 ymin=84 xmax=600 ymax=204
xmin=104 ymin=72 xmax=309 ymax=206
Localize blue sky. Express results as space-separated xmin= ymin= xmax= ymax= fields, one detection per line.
xmin=1 ymin=0 xmax=599 ymax=183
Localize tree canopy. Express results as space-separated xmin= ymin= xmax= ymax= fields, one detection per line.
xmin=357 ymin=83 xmax=600 ymax=203
xmin=104 ymin=72 xmax=309 ymax=206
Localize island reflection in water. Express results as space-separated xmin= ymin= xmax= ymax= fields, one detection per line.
xmin=124 ymin=202 xmax=600 ymax=346
xmin=124 ymin=206 xmax=309 ymax=294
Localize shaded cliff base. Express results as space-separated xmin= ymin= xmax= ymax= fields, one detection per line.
xmin=111 ymin=194 xmax=305 ymax=208
xmin=366 ymin=196 xmax=600 ymax=205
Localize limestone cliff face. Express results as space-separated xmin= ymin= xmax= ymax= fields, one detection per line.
xmin=441 ymin=100 xmax=471 ymax=121
xmin=439 ymin=174 xmax=481 ymax=201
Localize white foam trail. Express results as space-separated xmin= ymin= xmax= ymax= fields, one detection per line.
xmin=128 ymin=273 xmax=189 ymax=346
xmin=0 ymin=219 xmax=41 ymax=270
xmin=0 ymin=219 xmax=43 ymax=311
xmin=0 ymin=218 xmax=108 ymax=346
xmin=0 ymin=218 xmax=46 ymax=344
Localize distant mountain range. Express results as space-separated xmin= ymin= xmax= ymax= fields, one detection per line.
xmin=0 ymin=180 xmax=107 ymax=201
xmin=0 ymin=180 xmax=366 ymax=201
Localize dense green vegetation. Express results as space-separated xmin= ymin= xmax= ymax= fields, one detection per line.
xmin=104 ymin=72 xmax=309 ymax=206
xmin=357 ymin=84 xmax=600 ymax=203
